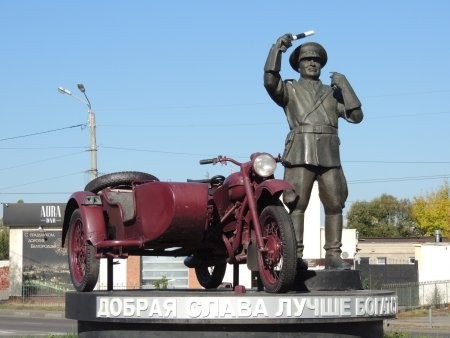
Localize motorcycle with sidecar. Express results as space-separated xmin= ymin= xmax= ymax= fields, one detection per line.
xmin=62 ymin=152 xmax=298 ymax=293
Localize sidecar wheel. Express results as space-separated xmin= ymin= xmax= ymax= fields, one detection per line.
xmin=85 ymin=171 xmax=159 ymax=193
xmin=195 ymin=263 xmax=226 ymax=289
xmin=257 ymin=205 xmax=296 ymax=293
xmin=67 ymin=209 xmax=99 ymax=292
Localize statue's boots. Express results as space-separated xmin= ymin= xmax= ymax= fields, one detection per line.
xmin=291 ymin=211 xmax=308 ymax=270
xmin=324 ymin=214 xmax=351 ymax=270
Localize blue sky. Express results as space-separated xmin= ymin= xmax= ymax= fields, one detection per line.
xmin=0 ymin=1 xmax=449 ymax=218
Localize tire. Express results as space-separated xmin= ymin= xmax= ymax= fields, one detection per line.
xmin=85 ymin=171 xmax=159 ymax=193
xmin=195 ymin=263 xmax=227 ymax=289
xmin=67 ymin=209 xmax=99 ymax=292
xmin=257 ymin=205 xmax=297 ymax=293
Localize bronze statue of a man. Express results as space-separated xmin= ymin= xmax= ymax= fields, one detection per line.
xmin=264 ymin=34 xmax=363 ymax=270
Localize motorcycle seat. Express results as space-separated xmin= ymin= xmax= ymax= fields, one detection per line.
xmin=104 ymin=189 xmax=136 ymax=223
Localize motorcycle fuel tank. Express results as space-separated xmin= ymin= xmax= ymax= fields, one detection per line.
xmin=223 ymin=172 xmax=245 ymax=201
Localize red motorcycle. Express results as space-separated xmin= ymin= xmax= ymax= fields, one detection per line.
xmin=62 ymin=152 xmax=297 ymax=293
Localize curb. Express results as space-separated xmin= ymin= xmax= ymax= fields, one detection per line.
xmin=0 ymin=308 xmax=66 ymax=319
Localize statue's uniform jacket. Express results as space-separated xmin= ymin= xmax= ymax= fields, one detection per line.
xmin=263 ymin=42 xmax=361 ymax=169
xmin=276 ymin=78 xmax=345 ymax=168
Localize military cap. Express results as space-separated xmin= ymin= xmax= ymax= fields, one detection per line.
xmin=289 ymin=42 xmax=328 ymax=72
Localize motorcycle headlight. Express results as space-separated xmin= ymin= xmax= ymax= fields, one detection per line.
xmin=253 ymin=153 xmax=277 ymax=178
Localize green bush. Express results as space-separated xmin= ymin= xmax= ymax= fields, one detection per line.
xmin=0 ymin=225 xmax=9 ymax=260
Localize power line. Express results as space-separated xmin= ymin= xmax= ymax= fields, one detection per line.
xmin=0 ymin=124 xmax=85 ymax=142
xmin=0 ymin=151 xmax=85 ymax=172
xmin=94 ymin=89 xmax=450 ymax=113
xmin=349 ymin=175 xmax=449 ymax=184
xmin=364 ymin=89 xmax=450 ymax=98
xmin=102 ymin=146 xmax=218 ymax=157
xmin=1 ymin=144 xmax=449 ymax=165
xmin=97 ymin=109 xmax=450 ymax=128
xmin=0 ymin=171 xmax=85 ymax=191
xmin=0 ymin=146 xmax=85 ymax=150
xmin=344 ymin=160 xmax=450 ymax=164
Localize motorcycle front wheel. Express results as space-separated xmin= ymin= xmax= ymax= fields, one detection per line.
xmin=195 ymin=263 xmax=227 ymax=289
xmin=257 ymin=205 xmax=297 ymax=293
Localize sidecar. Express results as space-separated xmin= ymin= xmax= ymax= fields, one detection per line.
xmin=62 ymin=171 xmax=213 ymax=292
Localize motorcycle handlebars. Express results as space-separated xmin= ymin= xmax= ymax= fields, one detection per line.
xmin=199 ymin=156 xmax=239 ymax=166
xmin=200 ymin=153 xmax=282 ymax=166
xmin=199 ymin=158 xmax=216 ymax=165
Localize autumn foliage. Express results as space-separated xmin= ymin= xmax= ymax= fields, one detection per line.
xmin=412 ymin=182 xmax=450 ymax=236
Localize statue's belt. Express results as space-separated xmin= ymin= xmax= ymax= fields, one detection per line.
xmin=295 ymin=125 xmax=337 ymax=134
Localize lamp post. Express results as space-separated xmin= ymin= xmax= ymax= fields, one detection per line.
xmin=58 ymin=84 xmax=98 ymax=180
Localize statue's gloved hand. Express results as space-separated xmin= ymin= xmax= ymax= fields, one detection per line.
xmin=330 ymin=72 xmax=348 ymax=89
xmin=276 ymin=34 xmax=293 ymax=53
xmin=330 ymin=72 xmax=363 ymax=121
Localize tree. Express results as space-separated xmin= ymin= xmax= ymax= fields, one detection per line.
xmin=346 ymin=194 xmax=417 ymax=237
xmin=0 ymin=220 xmax=8 ymax=260
xmin=152 ymin=275 xmax=169 ymax=289
xmin=412 ymin=182 xmax=450 ymax=236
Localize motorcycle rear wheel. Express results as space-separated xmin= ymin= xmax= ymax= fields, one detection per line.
xmin=195 ymin=263 xmax=227 ymax=289
xmin=67 ymin=209 xmax=99 ymax=292
xmin=257 ymin=205 xmax=296 ymax=293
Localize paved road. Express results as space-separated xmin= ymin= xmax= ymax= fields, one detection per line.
xmin=1 ymin=308 xmax=450 ymax=337
xmin=0 ymin=309 xmax=76 ymax=336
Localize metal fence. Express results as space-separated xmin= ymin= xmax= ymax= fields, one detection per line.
xmin=1 ymin=282 xmax=73 ymax=308
xmin=2 ymin=279 xmax=450 ymax=311
xmin=1 ymin=282 xmax=135 ymax=307
xmin=0 ymin=288 xmax=9 ymax=301
xmin=382 ymin=280 xmax=450 ymax=310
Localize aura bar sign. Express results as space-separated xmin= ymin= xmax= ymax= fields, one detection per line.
xmin=3 ymin=203 xmax=66 ymax=227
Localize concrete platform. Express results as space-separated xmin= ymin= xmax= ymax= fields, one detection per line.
xmin=295 ymin=269 xmax=363 ymax=291
xmin=66 ymin=288 xmax=397 ymax=337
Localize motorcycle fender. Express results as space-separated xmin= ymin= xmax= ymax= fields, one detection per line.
xmin=62 ymin=191 xmax=106 ymax=247
xmin=255 ymin=179 xmax=294 ymax=200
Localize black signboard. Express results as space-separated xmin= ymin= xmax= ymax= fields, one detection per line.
xmin=3 ymin=203 xmax=65 ymax=227
xmin=22 ymin=230 xmax=71 ymax=287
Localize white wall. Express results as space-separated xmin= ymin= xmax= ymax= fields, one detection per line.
xmin=222 ymin=263 xmax=251 ymax=288
xmin=303 ymin=182 xmax=322 ymax=259
xmin=415 ymin=243 xmax=450 ymax=282
xmin=8 ymin=228 xmax=23 ymax=296
xmin=415 ymin=243 xmax=450 ymax=305
xmin=98 ymin=258 xmax=128 ymax=289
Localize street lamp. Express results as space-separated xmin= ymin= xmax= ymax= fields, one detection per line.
xmin=58 ymin=84 xmax=98 ymax=180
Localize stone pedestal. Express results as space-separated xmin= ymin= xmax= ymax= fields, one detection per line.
xmin=66 ymin=286 xmax=397 ymax=338
xmin=295 ymin=269 xmax=363 ymax=291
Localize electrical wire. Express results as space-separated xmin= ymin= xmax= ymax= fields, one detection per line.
xmin=0 ymin=151 xmax=86 ymax=172
xmin=0 ymin=124 xmax=85 ymax=142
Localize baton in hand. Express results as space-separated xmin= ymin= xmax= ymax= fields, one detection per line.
xmin=292 ymin=30 xmax=315 ymax=40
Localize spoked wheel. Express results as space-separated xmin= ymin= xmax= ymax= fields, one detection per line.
xmin=85 ymin=171 xmax=159 ymax=193
xmin=195 ymin=263 xmax=227 ymax=289
xmin=67 ymin=209 xmax=99 ymax=292
xmin=257 ymin=205 xmax=296 ymax=293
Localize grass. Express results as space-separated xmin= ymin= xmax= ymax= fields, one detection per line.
xmin=0 ymin=299 xmax=64 ymax=312
xmin=385 ymin=306 xmax=450 ymax=338
xmin=397 ymin=306 xmax=450 ymax=318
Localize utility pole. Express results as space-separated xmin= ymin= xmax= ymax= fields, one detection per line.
xmin=58 ymin=84 xmax=98 ymax=180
